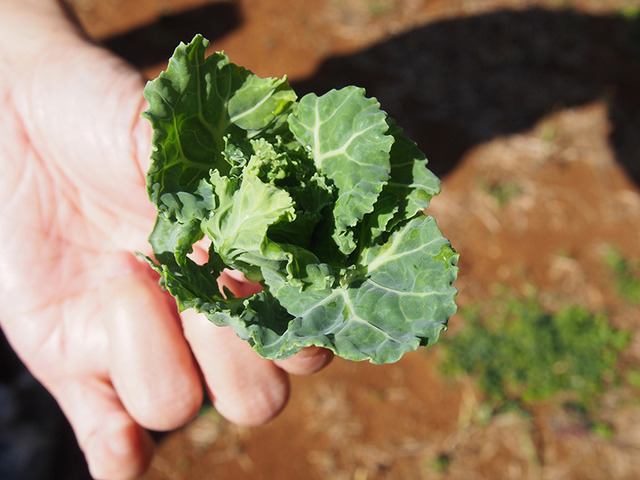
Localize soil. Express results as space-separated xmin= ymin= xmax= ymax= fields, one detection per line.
xmin=63 ymin=0 xmax=640 ymax=478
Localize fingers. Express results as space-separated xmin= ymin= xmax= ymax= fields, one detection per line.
xmin=180 ymin=310 xmax=289 ymax=426
xmin=101 ymin=252 xmax=332 ymax=433
xmin=181 ymin=310 xmax=334 ymax=426
xmin=216 ymin=270 xmax=334 ymax=375
xmin=275 ymin=346 xmax=334 ymax=375
xmin=101 ymin=255 xmax=203 ymax=431
xmin=217 ymin=268 xmax=263 ymax=298
xmin=46 ymin=376 xmax=154 ymax=480
xmin=102 ymin=252 xmax=332 ymax=434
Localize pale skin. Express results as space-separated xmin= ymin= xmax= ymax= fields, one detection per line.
xmin=0 ymin=1 xmax=332 ymax=478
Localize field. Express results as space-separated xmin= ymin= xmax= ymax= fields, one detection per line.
xmin=66 ymin=0 xmax=640 ymax=478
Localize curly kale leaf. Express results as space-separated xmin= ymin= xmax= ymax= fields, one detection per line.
xmin=141 ymin=35 xmax=458 ymax=364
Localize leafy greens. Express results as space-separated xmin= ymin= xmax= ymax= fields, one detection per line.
xmin=141 ymin=35 xmax=458 ymax=364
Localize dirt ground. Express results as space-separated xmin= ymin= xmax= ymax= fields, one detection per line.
xmin=64 ymin=0 xmax=640 ymax=478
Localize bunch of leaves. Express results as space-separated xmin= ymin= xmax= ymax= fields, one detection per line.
xmin=603 ymin=246 xmax=640 ymax=304
xmin=440 ymin=296 xmax=629 ymax=412
xmin=140 ymin=35 xmax=458 ymax=364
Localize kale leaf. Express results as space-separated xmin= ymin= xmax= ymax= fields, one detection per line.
xmin=141 ymin=35 xmax=458 ymax=364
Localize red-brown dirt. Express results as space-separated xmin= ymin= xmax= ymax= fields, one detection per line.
xmin=66 ymin=0 xmax=640 ymax=478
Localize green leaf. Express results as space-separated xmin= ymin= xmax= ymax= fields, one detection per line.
xmin=260 ymin=216 xmax=459 ymax=364
xmin=288 ymin=87 xmax=393 ymax=254
xmin=201 ymin=171 xmax=295 ymax=279
xmin=143 ymin=34 xmax=296 ymax=220
xmin=228 ymin=74 xmax=297 ymax=134
xmin=142 ymin=36 xmax=459 ymax=365
xmin=143 ymin=215 xmax=232 ymax=314
xmin=385 ymin=122 xmax=441 ymax=221
xmin=358 ymin=122 xmax=441 ymax=246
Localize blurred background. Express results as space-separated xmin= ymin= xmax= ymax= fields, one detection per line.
xmin=3 ymin=0 xmax=640 ymax=478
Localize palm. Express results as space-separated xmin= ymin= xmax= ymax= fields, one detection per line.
xmin=0 ymin=45 xmax=153 ymax=377
xmin=1 ymin=152 xmax=138 ymax=388
xmin=0 ymin=45 xmax=181 ymax=477
xmin=3 ymin=162 xmax=111 ymax=381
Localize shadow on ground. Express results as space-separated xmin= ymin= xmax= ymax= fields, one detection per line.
xmin=101 ymin=0 xmax=242 ymax=68
xmin=0 ymin=332 xmax=91 ymax=480
xmin=292 ymin=8 xmax=640 ymax=182
xmin=99 ymin=6 xmax=640 ymax=183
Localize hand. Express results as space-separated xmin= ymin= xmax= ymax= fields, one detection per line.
xmin=0 ymin=2 xmax=332 ymax=479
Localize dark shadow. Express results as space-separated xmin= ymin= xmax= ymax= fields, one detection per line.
xmin=101 ymin=1 xmax=242 ymax=68
xmin=0 ymin=331 xmax=92 ymax=480
xmin=292 ymin=8 xmax=640 ymax=183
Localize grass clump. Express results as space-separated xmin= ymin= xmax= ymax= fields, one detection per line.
xmin=603 ymin=247 xmax=640 ymax=304
xmin=478 ymin=178 xmax=522 ymax=208
xmin=440 ymin=296 xmax=629 ymax=413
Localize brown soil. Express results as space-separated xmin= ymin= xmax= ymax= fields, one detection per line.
xmin=66 ymin=0 xmax=640 ymax=478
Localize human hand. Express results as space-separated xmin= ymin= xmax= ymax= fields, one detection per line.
xmin=0 ymin=2 xmax=332 ymax=479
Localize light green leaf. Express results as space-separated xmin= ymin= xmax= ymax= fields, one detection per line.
xmin=288 ymin=87 xmax=393 ymax=254
xmin=142 ymin=36 xmax=459 ymax=365
xmin=201 ymin=171 xmax=295 ymax=279
xmin=229 ymin=74 xmax=297 ymax=134
xmin=142 ymin=215 xmax=233 ymax=314
xmin=385 ymin=123 xmax=441 ymax=221
xmin=356 ymin=122 xmax=441 ymax=247
xmin=143 ymin=34 xmax=296 ymax=220
xmin=260 ymin=215 xmax=458 ymax=363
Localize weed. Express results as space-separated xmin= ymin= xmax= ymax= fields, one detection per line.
xmin=618 ymin=4 xmax=640 ymax=19
xmin=478 ymin=178 xmax=522 ymax=207
xmin=430 ymin=453 xmax=452 ymax=473
xmin=365 ymin=0 xmax=395 ymax=18
xmin=439 ymin=295 xmax=629 ymax=415
xmin=603 ymin=246 xmax=640 ymax=304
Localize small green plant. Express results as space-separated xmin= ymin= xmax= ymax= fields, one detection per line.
xmin=478 ymin=178 xmax=522 ymax=208
xmin=618 ymin=4 xmax=640 ymax=20
xmin=589 ymin=420 xmax=614 ymax=439
xmin=539 ymin=120 xmax=557 ymax=145
xmin=440 ymin=296 xmax=629 ymax=414
xmin=366 ymin=0 xmax=395 ymax=18
xmin=430 ymin=453 xmax=452 ymax=473
xmin=603 ymin=247 xmax=640 ymax=304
